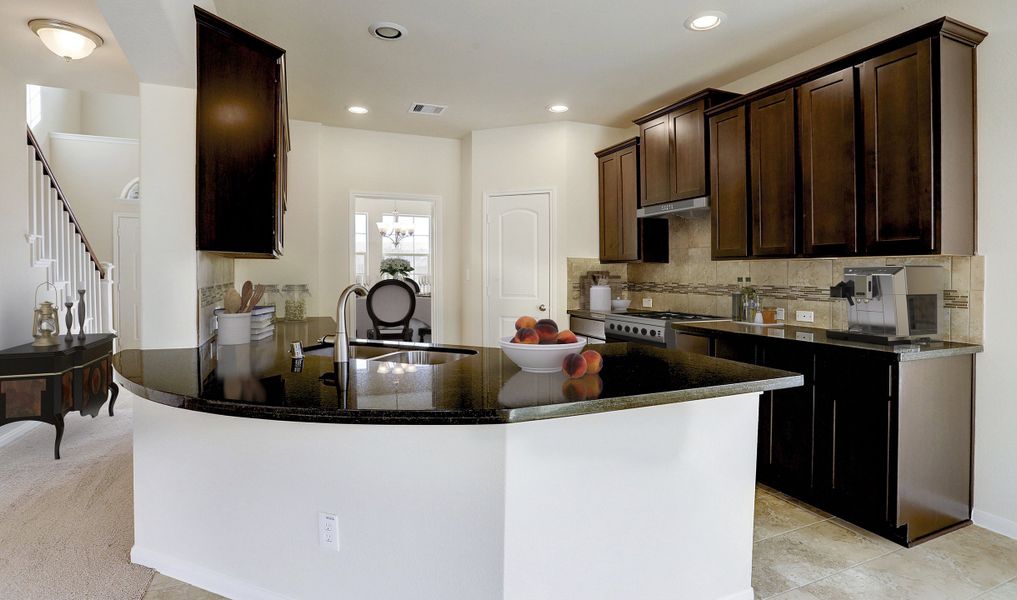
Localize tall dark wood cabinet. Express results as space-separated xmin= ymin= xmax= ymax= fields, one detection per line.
xmin=709 ymin=107 xmax=750 ymax=258
xmin=634 ymin=89 xmax=739 ymax=208
xmin=195 ymin=7 xmax=290 ymax=258
xmin=750 ymin=90 xmax=797 ymax=257
xmin=798 ymin=68 xmax=859 ymax=256
xmin=596 ymin=138 xmax=667 ymax=263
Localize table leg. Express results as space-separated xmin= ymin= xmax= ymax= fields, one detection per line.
xmin=53 ymin=414 xmax=64 ymax=460
xmin=109 ymin=382 xmax=120 ymax=417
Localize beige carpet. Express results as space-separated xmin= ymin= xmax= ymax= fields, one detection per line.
xmin=0 ymin=393 xmax=154 ymax=600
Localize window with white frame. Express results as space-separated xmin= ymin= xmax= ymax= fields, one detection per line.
xmin=354 ymin=213 xmax=368 ymax=285
xmin=381 ymin=214 xmax=431 ymax=293
xmin=26 ymin=85 xmax=42 ymax=129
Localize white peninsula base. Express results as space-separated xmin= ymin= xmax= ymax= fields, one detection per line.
xmin=131 ymin=392 xmax=760 ymax=600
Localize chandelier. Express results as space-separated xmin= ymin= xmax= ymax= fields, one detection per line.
xmin=376 ymin=210 xmax=415 ymax=248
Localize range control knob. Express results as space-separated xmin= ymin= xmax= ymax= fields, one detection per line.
xmin=650 ymin=330 xmax=657 ymax=337
xmin=641 ymin=328 xmax=648 ymax=335
xmin=624 ymin=326 xmax=631 ymax=332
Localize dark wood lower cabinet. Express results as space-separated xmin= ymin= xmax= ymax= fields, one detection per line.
xmin=700 ymin=332 xmax=973 ymax=546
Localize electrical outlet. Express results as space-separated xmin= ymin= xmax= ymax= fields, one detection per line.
xmin=795 ymin=310 xmax=815 ymax=323
xmin=319 ymin=512 xmax=339 ymax=551
xmin=775 ymin=308 xmax=785 ymax=321
xmin=642 ymin=298 xmax=653 ymax=308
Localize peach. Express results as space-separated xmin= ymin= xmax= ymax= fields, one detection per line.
xmin=536 ymin=322 xmax=559 ymax=344
xmin=514 ymin=327 xmax=539 ymax=344
xmin=581 ymin=350 xmax=603 ymax=375
xmin=536 ymin=318 xmax=558 ymax=332
xmin=556 ymin=330 xmax=579 ymax=344
xmin=515 ymin=316 xmax=537 ymax=331
xmin=562 ymin=353 xmax=588 ymax=379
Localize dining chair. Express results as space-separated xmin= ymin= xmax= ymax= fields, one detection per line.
xmin=365 ymin=279 xmax=416 ymax=342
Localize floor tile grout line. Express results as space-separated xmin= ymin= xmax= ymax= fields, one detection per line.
xmin=970 ymin=573 xmax=1017 ymax=599
xmin=753 ymin=516 xmax=836 ymax=544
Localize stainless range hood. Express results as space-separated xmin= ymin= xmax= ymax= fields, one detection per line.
xmin=636 ymin=196 xmax=710 ymax=219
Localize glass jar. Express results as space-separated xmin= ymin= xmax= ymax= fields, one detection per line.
xmin=263 ymin=284 xmax=282 ymax=321
xmin=283 ymin=284 xmax=310 ymax=322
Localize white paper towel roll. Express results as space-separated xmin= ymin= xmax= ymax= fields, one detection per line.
xmin=590 ymin=285 xmax=611 ymax=312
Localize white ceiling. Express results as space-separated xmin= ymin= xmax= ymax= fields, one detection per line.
xmin=0 ymin=0 xmax=137 ymax=95
xmin=215 ymin=0 xmax=918 ymax=138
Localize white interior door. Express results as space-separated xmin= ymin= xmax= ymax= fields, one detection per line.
xmin=114 ymin=214 xmax=141 ymax=349
xmin=485 ymin=192 xmax=551 ymax=347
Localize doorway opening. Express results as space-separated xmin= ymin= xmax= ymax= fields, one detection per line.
xmin=350 ymin=193 xmax=442 ymax=343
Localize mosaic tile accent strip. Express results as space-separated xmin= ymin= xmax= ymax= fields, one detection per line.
xmin=199 ymin=283 xmax=233 ymax=308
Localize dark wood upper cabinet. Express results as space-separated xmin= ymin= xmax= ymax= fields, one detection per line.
xmin=635 ymin=89 xmax=739 ymax=208
xmin=860 ymin=40 xmax=934 ymax=256
xmin=596 ymin=138 xmax=667 ymax=263
xmin=798 ymin=68 xmax=859 ymax=256
xmin=195 ymin=7 xmax=289 ymax=258
xmin=710 ymin=106 xmax=750 ymax=258
xmin=750 ymin=89 xmax=798 ymax=257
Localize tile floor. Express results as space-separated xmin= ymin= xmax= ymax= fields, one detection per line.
xmin=142 ymin=485 xmax=1017 ymax=599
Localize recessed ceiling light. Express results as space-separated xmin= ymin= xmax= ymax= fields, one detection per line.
xmin=28 ymin=18 xmax=104 ymax=61
xmin=548 ymin=105 xmax=569 ymax=113
xmin=684 ymin=11 xmax=726 ymax=31
xmin=347 ymin=105 xmax=369 ymax=114
xmin=369 ymin=22 xmax=407 ymax=40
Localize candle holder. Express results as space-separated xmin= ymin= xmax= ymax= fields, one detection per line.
xmin=65 ymin=301 xmax=74 ymax=343
xmin=77 ymin=289 xmax=86 ymax=341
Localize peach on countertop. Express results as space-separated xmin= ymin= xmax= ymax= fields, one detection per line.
xmin=581 ymin=350 xmax=603 ymax=375
xmin=562 ymin=353 xmax=588 ymax=378
xmin=515 ymin=316 xmax=537 ymax=331
xmin=514 ymin=327 xmax=539 ymax=344
xmin=556 ymin=330 xmax=579 ymax=344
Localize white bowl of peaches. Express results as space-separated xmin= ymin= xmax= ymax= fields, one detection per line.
xmin=499 ymin=316 xmax=589 ymax=374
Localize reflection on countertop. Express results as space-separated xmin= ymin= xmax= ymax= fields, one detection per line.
xmin=113 ymin=317 xmax=802 ymax=425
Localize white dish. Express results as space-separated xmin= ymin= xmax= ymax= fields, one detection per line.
xmin=611 ymin=299 xmax=632 ymax=311
xmin=499 ymin=336 xmax=588 ymax=373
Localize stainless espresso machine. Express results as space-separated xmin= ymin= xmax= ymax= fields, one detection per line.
xmin=828 ymin=266 xmax=947 ymax=344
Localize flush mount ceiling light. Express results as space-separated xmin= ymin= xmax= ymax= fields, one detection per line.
xmin=369 ymin=22 xmax=407 ymax=40
xmin=547 ymin=104 xmax=569 ymax=113
xmin=28 ymin=18 xmax=104 ymax=61
xmin=684 ymin=11 xmax=726 ymax=31
xmin=347 ymin=105 xmax=369 ymax=114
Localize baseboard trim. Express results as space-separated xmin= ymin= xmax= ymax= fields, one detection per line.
xmin=131 ymin=545 xmax=292 ymax=600
xmin=0 ymin=422 xmax=41 ymax=449
xmin=973 ymin=509 xmax=1017 ymax=541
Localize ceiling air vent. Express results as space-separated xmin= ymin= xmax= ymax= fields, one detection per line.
xmin=408 ymin=103 xmax=447 ymax=116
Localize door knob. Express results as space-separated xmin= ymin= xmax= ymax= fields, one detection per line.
xmin=538 ymin=304 xmax=547 ymax=312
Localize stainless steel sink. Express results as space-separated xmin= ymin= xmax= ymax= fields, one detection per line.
xmin=369 ymin=350 xmax=475 ymax=365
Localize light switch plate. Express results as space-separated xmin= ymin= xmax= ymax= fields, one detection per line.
xmin=319 ymin=512 xmax=339 ymax=551
xmin=776 ymin=308 xmax=785 ymax=321
xmin=795 ymin=310 xmax=815 ymax=323
xmin=642 ymin=298 xmax=653 ymax=308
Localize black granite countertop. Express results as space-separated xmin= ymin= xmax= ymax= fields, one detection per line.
xmin=113 ymin=317 xmax=802 ymax=424
xmin=674 ymin=321 xmax=983 ymax=361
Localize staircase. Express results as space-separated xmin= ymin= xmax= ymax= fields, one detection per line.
xmin=25 ymin=126 xmax=114 ymax=336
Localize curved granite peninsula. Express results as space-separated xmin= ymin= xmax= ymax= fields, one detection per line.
xmin=117 ymin=318 xmax=800 ymax=600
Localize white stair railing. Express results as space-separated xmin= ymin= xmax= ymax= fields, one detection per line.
xmin=26 ymin=126 xmax=113 ymax=336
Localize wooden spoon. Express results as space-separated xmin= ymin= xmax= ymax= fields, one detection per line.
xmin=243 ymin=284 xmax=266 ymax=313
xmin=239 ymin=280 xmax=253 ymax=313
xmin=224 ymin=288 xmax=243 ymax=314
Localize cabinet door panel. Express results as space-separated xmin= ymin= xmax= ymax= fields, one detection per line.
xmin=618 ymin=144 xmax=639 ymax=260
xmin=860 ymin=40 xmax=934 ymax=255
xmin=671 ymin=101 xmax=707 ymax=200
xmin=758 ymin=343 xmax=815 ymax=495
xmin=750 ymin=89 xmax=797 ymax=256
xmin=640 ymin=116 xmax=671 ymax=207
xmin=710 ymin=107 xmax=750 ymax=258
xmin=598 ymin=153 xmax=621 ymax=261
xmin=799 ymin=68 xmax=858 ymax=256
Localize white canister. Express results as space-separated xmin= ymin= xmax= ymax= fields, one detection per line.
xmin=589 ymin=285 xmax=611 ymax=313
xmin=217 ymin=312 xmax=252 ymax=345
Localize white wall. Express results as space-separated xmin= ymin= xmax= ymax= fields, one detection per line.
xmin=717 ymin=0 xmax=1017 ymax=538
xmin=235 ymin=120 xmax=323 ymax=316
xmin=462 ymin=122 xmax=633 ymax=345
xmin=80 ymin=91 xmax=141 ymax=139
xmin=138 ymin=83 xmax=198 ymax=349
xmin=30 ymin=86 xmax=82 ymax=155
xmin=48 ymin=135 xmax=139 ymax=264
xmin=317 ymin=127 xmax=462 ymax=343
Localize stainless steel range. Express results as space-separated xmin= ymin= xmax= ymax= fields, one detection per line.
xmin=604 ymin=311 xmax=729 ymax=350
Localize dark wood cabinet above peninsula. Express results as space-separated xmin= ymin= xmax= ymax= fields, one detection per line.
xmin=634 ymin=89 xmax=738 ymax=208
xmin=596 ymin=138 xmax=667 ymax=263
xmin=195 ymin=7 xmax=290 ymax=258
xmin=705 ymin=17 xmax=985 ymax=260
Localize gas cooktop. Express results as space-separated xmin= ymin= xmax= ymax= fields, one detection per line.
xmin=609 ymin=311 xmax=726 ymax=322
xmin=604 ymin=311 xmax=729 ymax=347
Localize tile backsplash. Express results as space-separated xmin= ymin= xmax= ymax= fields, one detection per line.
xmin=569 ymin=217 xmax=984 ymax=343
xmin=197 ymin=252 xmax=235 ymax=345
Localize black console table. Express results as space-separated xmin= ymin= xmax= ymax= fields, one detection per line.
xmin=0 ymin=334 xmax=118 ymax=459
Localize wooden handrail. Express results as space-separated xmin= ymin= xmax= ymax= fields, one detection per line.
xmin=26 ymin=126 xmax=106 ymax=279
